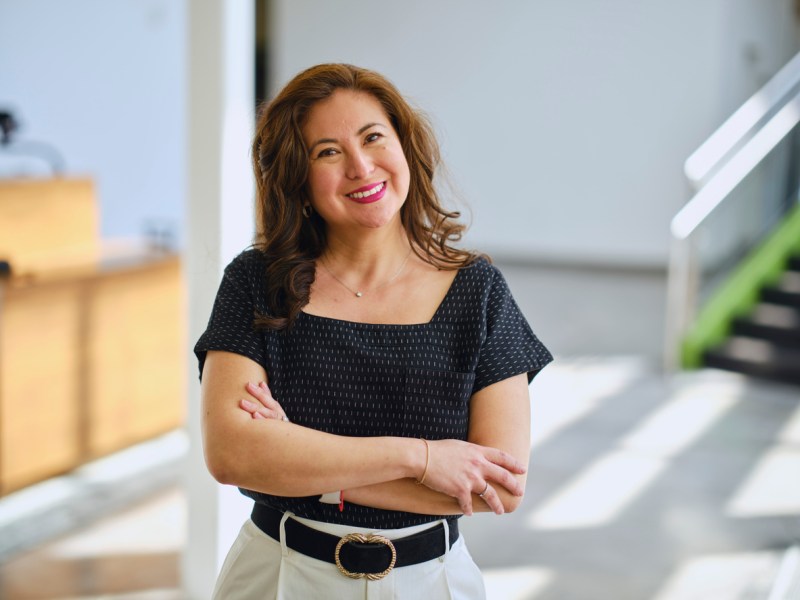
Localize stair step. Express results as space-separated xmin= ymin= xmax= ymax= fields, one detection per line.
xmin=704 ymin=336 xmax=800 ymax=384
xmin=762 ymin=272 xmax=800 ymax=307
xmin=732 ymin=303 xmax=800 ymax=347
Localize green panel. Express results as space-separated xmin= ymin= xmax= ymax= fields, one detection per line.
xmin=682 ymin=203 xmax=800 ymax=368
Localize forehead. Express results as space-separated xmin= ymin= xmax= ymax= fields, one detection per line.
xmin=302 ymin=89 xmax=391 ymax=141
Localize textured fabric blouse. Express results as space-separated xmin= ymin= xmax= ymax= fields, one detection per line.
xmin=195 ymin=249 xmax=553 ymax=528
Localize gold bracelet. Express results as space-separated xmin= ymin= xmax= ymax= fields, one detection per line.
xmin=416 ymin=438 xmax=430 ymax=485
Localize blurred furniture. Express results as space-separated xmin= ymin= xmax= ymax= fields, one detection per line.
xmin=0 ymin=178 xmax=185 ymax=495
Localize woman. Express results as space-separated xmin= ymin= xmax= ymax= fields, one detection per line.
xmin=195 ymin=63 xmax=552 ymax=599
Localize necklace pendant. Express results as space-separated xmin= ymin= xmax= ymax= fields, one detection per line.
xmin=355 ymin=291 xmax=363 ymax=298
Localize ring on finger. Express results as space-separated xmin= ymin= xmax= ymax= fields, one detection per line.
xmin=478 ymin=482 xmax=489 ymax=498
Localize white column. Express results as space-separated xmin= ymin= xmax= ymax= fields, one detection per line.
xmin=183 ymin=0 xmax=255 ymax=597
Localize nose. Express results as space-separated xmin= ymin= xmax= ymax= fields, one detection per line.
xmin=345 ymin=149 xmax=373 ymax=180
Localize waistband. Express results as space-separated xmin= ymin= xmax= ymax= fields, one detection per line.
xmin=250 ymin=503 xmax=459 ymax=580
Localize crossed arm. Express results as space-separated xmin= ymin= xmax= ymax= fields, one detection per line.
xmin=201 ymin=350 xmax=531 ymax=516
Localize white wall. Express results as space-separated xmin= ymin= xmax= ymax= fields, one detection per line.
xmin=271 ymin=0 xmax=799 ymax=267
xmin=0 ymin=0 xmax=186 ymax=243
xmin=1 ymin=1 xmax=796 ymax=262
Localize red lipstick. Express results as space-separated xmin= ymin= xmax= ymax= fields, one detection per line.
xmin=345 ymin=181 xmax=386 ymax=204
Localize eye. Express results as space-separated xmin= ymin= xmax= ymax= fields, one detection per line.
xmin=314 ymin=147 xmax=339 ymax=159
xmin=365 ymin=132 xmax=384 ymax=144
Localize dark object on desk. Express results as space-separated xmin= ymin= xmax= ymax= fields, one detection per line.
xmin=0 ymin=112 xmax=18 ymax=145
xmin=0 ymin=109 xmax=65 ymax=174
xmin=0 ymin=260 xmax=10 ymax=277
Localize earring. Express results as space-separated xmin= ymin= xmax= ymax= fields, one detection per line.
xmin=302 ymin=205 xmax=312 ymax=218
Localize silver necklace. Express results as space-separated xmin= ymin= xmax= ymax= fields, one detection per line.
xmin=321 ymin=248 xmax=413 ymax=298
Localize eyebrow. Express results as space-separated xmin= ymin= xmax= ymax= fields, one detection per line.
xmin=308 ymin=122 xmax=386 ymax=151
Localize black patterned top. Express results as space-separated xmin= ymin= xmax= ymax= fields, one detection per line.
xmin=194 ymin=249 xmax=553 ymax=528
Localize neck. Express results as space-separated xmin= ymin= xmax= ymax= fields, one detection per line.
xmin=321 ymin=223 xmax=411 ymax=282
xmin=319 ymin=223 xmax=411 ymax=298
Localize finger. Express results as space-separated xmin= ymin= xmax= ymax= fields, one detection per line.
xmin=240 ymin=399 xmax=282 ymax=420
xmin=240 ymin=398 xmax=276 ymax=416
xmin=485 ymin=463 xmax=525 ymax=496
xmin=245 ymin=380 xmax=275 ymax=402
xmin=252 ymin=409 xmax=281 ymax=420
xmin=245 ymin=382 xmax=283 ymax=413
xmin=459 ymin=494 xmax=474 ymax=517
xmin=240 ymin=399 xmax=259 ymax=414
xmin=245 ymin=381 xmax=273 ymax=403
xmin=477 ymin=484 xmax=504 ymax=515
xmin=485 ymin=447 xmax=526 ymax=475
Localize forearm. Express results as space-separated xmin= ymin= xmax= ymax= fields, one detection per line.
xmin=216 ymin=351 xmax=528 ymax=514
xmin=201 ymin=351 xmax=426 ymax=497
xmin=205 ymin=416 xmax=425 ymax=497
xmin=345 ymin=472 xmax=527 ymax=515
xmin=349 ymin=371 xmax=532 ymax=516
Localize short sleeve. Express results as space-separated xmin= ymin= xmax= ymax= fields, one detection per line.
xmin=473 ymin=267 xmax=553 ymax=393
xmin=193 ymin=252 xmax=267 ymax=379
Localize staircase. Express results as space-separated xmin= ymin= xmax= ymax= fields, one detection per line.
xmin=666 ymin=49 xmax=800 ymax=383
xmin=704 ymin=255 xmax=800 ymax=384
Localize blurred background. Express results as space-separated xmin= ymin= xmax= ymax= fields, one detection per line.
xmin=1 ymin=0 xmax=799 ymax=598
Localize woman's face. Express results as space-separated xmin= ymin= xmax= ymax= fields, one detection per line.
xmin=301 ymin=89 xmax=411 ymax=234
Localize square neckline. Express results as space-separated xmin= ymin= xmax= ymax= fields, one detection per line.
xmin=298 ymin=263 xmax=469 ymax=328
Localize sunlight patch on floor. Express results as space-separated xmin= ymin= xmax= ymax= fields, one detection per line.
xmin=482 ymin=565 xmax=554 ymax=600
xmin=530 ymin=356 xmax=647 ymax=449
xmin=526 ymin=451 xmax=665 ymax=530
xmin=726 ymin=446 xmax=800 ymax=517
xmin=527 ymin=373 xmax=745 ymax=530
xmin=650 ymin=550 xmax=780 ymax=600
xmin=621 ymin=386 xmax=739 ymax=459
xmin=779 ymin=401 xmax=800 ymax=445
xmin=47 ymin=489 xmax=186 ymax=559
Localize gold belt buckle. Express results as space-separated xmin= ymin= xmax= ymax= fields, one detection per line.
xmin=334 ymin=533 xmax=397 ymax=581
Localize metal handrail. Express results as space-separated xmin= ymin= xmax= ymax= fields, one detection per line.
xmin=673 ymin=90 xmax=800 ymax=240
xmin=684 ymin=51 xmax=800 ymax=190
xmin=664 ymin=53 xmax=800 ymax=371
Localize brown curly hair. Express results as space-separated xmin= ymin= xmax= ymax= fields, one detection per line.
xmin=252 ymin=63 xmax=477 ymax=330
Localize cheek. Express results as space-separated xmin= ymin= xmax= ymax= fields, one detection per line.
xmin=306 ymin=168 xmax=335 ymax=204
xmin=395 ymin=153 xmax=411 ymax=193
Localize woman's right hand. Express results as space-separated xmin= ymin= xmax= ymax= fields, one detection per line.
xmin=239 ymin=380 xmax=290 ymax=422
xmin=422 ymin=439 xmax=526 ymax=516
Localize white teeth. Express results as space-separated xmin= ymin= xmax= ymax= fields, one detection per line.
xmin=348 ymin=182 xmax=384 ymax=199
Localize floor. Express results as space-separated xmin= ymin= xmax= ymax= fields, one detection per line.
xmin=1 ymin=263 xmax=799 ymax=599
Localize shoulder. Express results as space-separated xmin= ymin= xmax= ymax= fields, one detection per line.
xmin=456 ymin=255 xmax=507 ymax=293
xmin=216 ymin=248 xmax=271 ymax=311
xmin=228 ymin=247 xmax=268 ymax=268
xmin=223 ymin=247 xmax=268 ymax=280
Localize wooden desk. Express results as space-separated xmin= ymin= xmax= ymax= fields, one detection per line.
xmin=0 ymin=248 xmax=186 ymax=495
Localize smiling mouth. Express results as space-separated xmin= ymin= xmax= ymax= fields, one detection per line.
xmin=346 ymin=182 xmax=385 ymax=199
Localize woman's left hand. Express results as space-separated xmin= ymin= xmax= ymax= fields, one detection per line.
xmin=239 ymin=381 xmax=290 ymax=422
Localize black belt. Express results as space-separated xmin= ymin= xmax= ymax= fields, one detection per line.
xmin=251 ymin=503 xmax=459 ymax=580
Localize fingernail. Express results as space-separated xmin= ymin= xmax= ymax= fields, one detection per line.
xmin=241 ymin=399 xmax=254 ymax=408
xmin=259 ymin=381 xmax=268 ymax=389
xmin=246 ymin=381 xmax=256 ymax=390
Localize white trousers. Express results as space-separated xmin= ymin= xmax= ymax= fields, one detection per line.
xmin=212 ymin=512 xmax=487 ymax=600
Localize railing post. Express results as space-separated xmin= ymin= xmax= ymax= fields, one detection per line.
xmin=664 ymin=234 xmax=697 ymax=372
